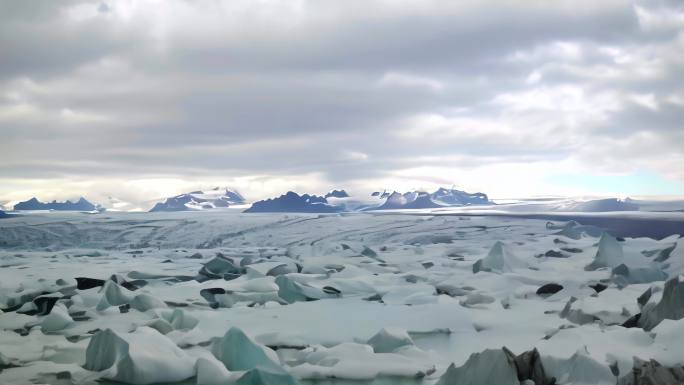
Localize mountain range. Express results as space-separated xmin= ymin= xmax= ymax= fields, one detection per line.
xmin=367 ymin=188 xmax=491 ymax=211
xmin=149 ymin=188 xmax=246 ymax=212
xmin=244 ymin=191 xmax=343 ymax=213
xmin=2 ymin=188 xmax=650 ymax=215
xmin=14 ymin=197 xmax=100 ymax=211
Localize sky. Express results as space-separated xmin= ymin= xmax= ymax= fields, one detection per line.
xmin=1 ymin=0 xmax=683 ymax=210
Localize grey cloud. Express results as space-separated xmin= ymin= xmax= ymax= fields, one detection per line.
xmin=0 ymin=0 xmax=682 ymax=202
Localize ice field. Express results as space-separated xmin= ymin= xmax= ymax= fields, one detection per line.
xmin=0 ymin=211 xmax=683 ymax=384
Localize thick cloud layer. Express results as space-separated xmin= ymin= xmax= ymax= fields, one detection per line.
xmin=1 ymin=0 xmax=683 ymax=208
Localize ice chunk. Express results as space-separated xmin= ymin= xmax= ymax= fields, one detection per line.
xmin=617 ymin=357 xmax=684 ymax=385
xmin=275 ymin=275 xmax=334 ymax=303
xmin=199 ymin=255 xmax=242 ymax=279
xmin=241 ymin=277 xmax=280 ymax=292
xmin=435 ymin=283 xmax=470 ymax=297
xmin=642 ymin=243 xmax=677 ymax=263
xmin=559 ymin=297 xmax=599 ymax=325
xmin=95 ymin=280 xmax=133 ymax=311
xmin=436 ymin=348 xmax=519 ymax=385
xmin=212 ymin=327 xmax=281 ymax=371
xmin=200 ymin=288 xmax=231 ymax=308
xmin=473 ymin=241 xmax=522 ymax=274
xmin=652 ymin=319 xmax=684 ymax=367
xmin=246 ymin=261 xmax=299 ymax=278
xmin=550 ymin=221 xmax=584 ymax=240
xmin=508 ymin=347 xmax=551 ymax=385
xmin=438 ymin=347 xmax=555 ymax=385
xmin=200 ymin=285 xmax=281 ymax=308
xmin=611 ymin=264 xmax=667 ymax=285
xmin=638 ymin=275 xmax=684 ymax=331
xmin=41 ymin=303 xmax=74 ymax=333
xmin=159 ymin=308 xmax=199 ymax=330
xmin=83 ymin=327 xmax=195 ymax=384
xmin=236 ymin=367 xmax=299 ymax=385
xmin=381 ymin=284 xmax=437 ymax=305
xmin=130 ymin=293 xmax=167 ymax=312
xmin=196 ymin=357 xmax=239 ymax=385
xmin=460 ymin=293 xmax=496 ymax=307
xmin=585 ymin=232 xmax=623 ymax=271
xmin=367 ymin=327 xmax=414 ymax=353
xmin=141 ymin=318 xmax=174 ymax=335
xmin=542 ymin=349 xmax=616 ymax=385
xmin=289 ymin=342 xmax=434 ymax=380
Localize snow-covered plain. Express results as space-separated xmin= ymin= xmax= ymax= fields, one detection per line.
xmin=0 ymin=211 xmax=683 ymax=384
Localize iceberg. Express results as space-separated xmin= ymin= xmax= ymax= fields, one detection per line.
xmin=436 ymin=348 xmax=519 ymax=385
xmin=638 ymin=275 xmax=684 ymax=331
xmin=473 ymin=241 xmax=523 ymax=273
xmin=83 ymin=327 xmax=195 ymax=384
xmin=95 ymin=280 xmax=133 ymax=311
xmin=41 ymin=303 xmax=74 ymax=333
xmin=617 ymin=357 xmax=684 ymax=385
xmin=196 ymin=357 xmax=236 ymax=385
xmin=542 ymin=349 xmax=616 ymax=385
xmin=130 ymin=293 xmax=167 ymax=312
xmin=366 ymin=327 xmax=414 ymax=353
xmin=612 ymin=264 xmax=668 ymax=285
xmin=211 ymin=327 xmax=282 ymax=372
xmin=159 ymin=308 xmax=199 ymax=330
xmin=585 ymin=232 xmax=624 ymax=271
xmin=437 ymin=347 xmax=555 ymax=385
xmin=236 ymin=367 xmax=299 ymax=385
xmin=275 ymin=275 xmax=336 ymax=303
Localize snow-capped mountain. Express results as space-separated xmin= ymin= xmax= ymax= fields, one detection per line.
xmin=368 ymin=188 xmax=492 ymax=210
xmin=373 ymin=191 xmax=441 ymax=210
xmin=325 ymin=189 xmax=350 ymax=198
xmin=244 ymin=191 xmax=343 ymax=213
xmin=13 ymin=197 xmax=101 ymax=212
xmin=149 ymin=188 xmax=246 ymax=212
xmin=431 ymin=187 xmax=490 ymax=205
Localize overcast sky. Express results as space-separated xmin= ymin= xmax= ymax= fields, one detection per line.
xmin=1 ymin=0 xmax=683 ymax=209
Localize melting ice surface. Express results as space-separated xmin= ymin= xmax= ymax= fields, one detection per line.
xmin=0 ymin=211 xmax=683 ymax=384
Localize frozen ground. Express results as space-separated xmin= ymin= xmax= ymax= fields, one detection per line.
xmin=0 ymin=211 xmax=683 ymax=384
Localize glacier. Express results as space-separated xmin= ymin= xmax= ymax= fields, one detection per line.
xmin=0 ymin=210 xmax=682 ymax=384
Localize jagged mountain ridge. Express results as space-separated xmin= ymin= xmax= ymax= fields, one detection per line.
xmin=14 ymin=197 xmax=99 ymax=211
xmin=244 ymin=191 xmax=343 ymax=213
xmin=150 ymin=188 xmax=246 ymax=212
xmin=368 ymin=188 xmax=491 ymax=210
